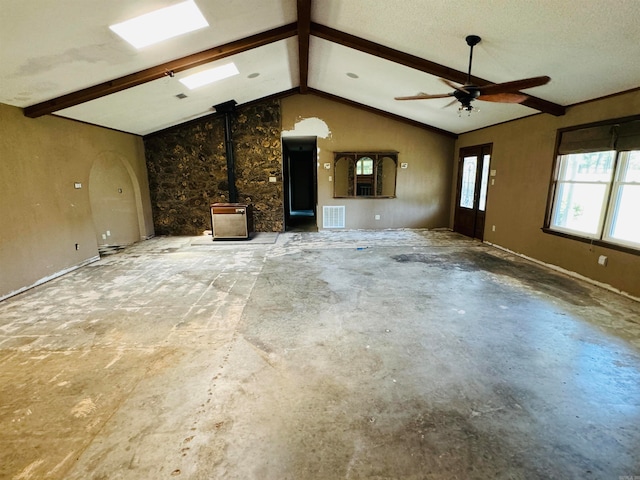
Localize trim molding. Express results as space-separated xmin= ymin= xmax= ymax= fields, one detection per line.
xmin=0 ymin=255 xmax=101 ymax=303
xmin=541 ymin=228 xmax=640 ymax=256
xmin=484 ymin=241 xmax=640 ymax=303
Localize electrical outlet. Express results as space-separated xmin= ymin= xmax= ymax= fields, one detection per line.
xmin=375 ymin=214 xmax=381 ymax=220
xmin=492 ymin=225 xmax=496 ymax=232
xmin=598 ymin=255 xmax=608 ymax=266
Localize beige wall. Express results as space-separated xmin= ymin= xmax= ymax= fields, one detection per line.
xmin=454 ymin=90 xmax=640 ymax=298
xmin=282 ymin=94 xmax=455 ymax=229
xmin=0 ymin=104 xmax=153 ymax=300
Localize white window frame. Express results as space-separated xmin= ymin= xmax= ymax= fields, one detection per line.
xmin=550 ymin=151 xmax=615 ymax=239
xmin=548 ymin=149 xmax=640 ymax=250
xmin=602 ymin=151 xmax=640 ymax=249
xmin=546 ymin=117 xmax=640 ymax=253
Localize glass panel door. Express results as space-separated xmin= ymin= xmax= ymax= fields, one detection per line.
xmin=454 ymin=144 xmax=492 ymax=240
xmin=460 ymin=156 xmax=478 ymax=208
xmin=478 ymin=154 xmax=490 ymax=211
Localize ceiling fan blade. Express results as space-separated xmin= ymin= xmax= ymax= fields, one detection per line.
xmin=440 ymin=78 xmax=469 ymax=94
xmin=478 ymin=76 xmax=550 ymax=96
xmin=478 ymin=92 xmax=529 ymax=104
xmin=442 ymin=98 xmax=459 ymax=109
xmin=395 ymin=93 xmax=453 ymax=100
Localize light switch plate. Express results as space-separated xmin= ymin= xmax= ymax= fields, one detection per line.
xmin=401 ymin=163 xmax=408 ymax=169
xmin=324 ymin=163 xmax=331 ymax=169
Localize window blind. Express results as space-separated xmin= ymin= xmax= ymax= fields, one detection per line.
xmin=558 ymin=118 xmax=640 ymax=154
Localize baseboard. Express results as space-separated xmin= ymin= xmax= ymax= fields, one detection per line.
xmin=484 ymin=241 xmax=640 ymax=303
xmin=0 ymin=255 xmax=100 ymax=303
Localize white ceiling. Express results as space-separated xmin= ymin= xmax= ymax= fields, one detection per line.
xmin=1 ymin=0 xmax=639 ymax=136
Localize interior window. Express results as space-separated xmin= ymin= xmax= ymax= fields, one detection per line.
xmin=333 ymin=152 xmax=398 ymax=198
xmin=356 ymin=158 xmax=374 ymax=175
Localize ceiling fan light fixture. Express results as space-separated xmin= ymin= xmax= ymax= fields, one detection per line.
xmin=179 ymin=63 xmax=240 ymax=90
xmin=394 ymin=34 xmax=550 ymax=116
xmin=109 ymin=0 xmax=208 ymax=49
xmin=458 ymin=104 xmax=478 ymax=117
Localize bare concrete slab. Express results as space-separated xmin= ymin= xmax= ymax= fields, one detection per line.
xmin=1 ymin=230 xmax=639 ymax=479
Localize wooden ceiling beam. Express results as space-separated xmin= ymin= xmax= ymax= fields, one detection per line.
xmin=24 ymin=23 xmax=297 ymax=118
xmin=297 ymin=0 xmax=312 ymax=94
xmin=310 ymin=23 xmax=565 ymax=117
xmin=307 ymin=88 xmax=458 ymax=138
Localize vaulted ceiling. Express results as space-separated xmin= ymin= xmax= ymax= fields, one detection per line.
xmin=2 ymin=0 xmax=639 ymax=137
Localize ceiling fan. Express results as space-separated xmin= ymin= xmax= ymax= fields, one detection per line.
xmin=395 ymin=35 xmax=550 ymax=113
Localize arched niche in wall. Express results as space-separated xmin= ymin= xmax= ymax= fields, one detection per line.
xmin=89 ymin=152 xmax=142 ymax=247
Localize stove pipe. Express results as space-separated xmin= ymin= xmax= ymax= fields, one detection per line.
xmin=213 ymin=100 xmax=238 ymax=203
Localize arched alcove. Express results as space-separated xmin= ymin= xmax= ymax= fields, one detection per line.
xmin=89 ymin=152 xmax=141 ymax=247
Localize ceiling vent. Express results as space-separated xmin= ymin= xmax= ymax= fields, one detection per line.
xmin=175 ymin=93 xmax=188 ymax=99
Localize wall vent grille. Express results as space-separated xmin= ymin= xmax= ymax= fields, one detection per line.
xmin=322 ymin=206 xmax=345 ymax=229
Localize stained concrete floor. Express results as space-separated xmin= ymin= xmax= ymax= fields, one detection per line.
xmin=1 ymin=230 xmax=640 ymax=479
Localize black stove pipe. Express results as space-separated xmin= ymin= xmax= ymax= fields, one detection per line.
xmin=214 ymin=100 xmax=238 ymax=203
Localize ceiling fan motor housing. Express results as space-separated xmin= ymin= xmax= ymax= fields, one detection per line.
xmin=393 ymin=33 xmax=550 ymax=113
xmin=453 ymin=87 xmax=480 ymax=108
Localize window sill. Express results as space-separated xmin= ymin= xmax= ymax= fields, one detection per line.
xmin=333 ymin=196 xmax=396 ymax=199
xmin=541 ymin=227 xmax=640 ymax=256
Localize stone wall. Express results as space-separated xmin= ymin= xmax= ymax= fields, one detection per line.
xmin=144 ymin=99 xmax=283 ymax=235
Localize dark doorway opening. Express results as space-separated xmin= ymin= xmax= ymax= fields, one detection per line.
xmin=454 ymin=144 xmax=492 ymax=240
xmin=282 ymin=137 xmax=318 ymax=232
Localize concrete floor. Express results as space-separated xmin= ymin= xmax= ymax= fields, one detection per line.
xmin=1 ymin=230 xmax=639 ymax=479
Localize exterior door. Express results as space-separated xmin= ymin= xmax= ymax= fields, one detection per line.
xmin=454 ymin=144 xmax=492 ymax=240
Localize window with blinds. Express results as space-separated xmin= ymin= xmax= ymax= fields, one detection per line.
xmin=545 ymin=116 xmax=640 ymax=251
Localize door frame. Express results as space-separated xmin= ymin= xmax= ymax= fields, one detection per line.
xmin=453 ymin=143 xmax=492 ymax=240
xmin=282 ymin=136 xmax=318 ymax=230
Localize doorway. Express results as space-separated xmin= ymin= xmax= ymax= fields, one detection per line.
xmin=282 ymin=137 xmax=318 ymax=231
xmin=454 ymin=144 xmax=492 ymax=240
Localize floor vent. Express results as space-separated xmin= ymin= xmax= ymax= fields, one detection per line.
xmin=323 ymin=206 xmax=345 ymax=229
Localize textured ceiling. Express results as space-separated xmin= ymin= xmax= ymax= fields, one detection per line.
xmin=1 ymin=0 xmax=639 ymax=136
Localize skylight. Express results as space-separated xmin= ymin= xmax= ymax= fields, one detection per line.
xmin=109 ymin=0 xmax=208 ymax=49
xmin=179 ymin=63 xmax=240 ymax=89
